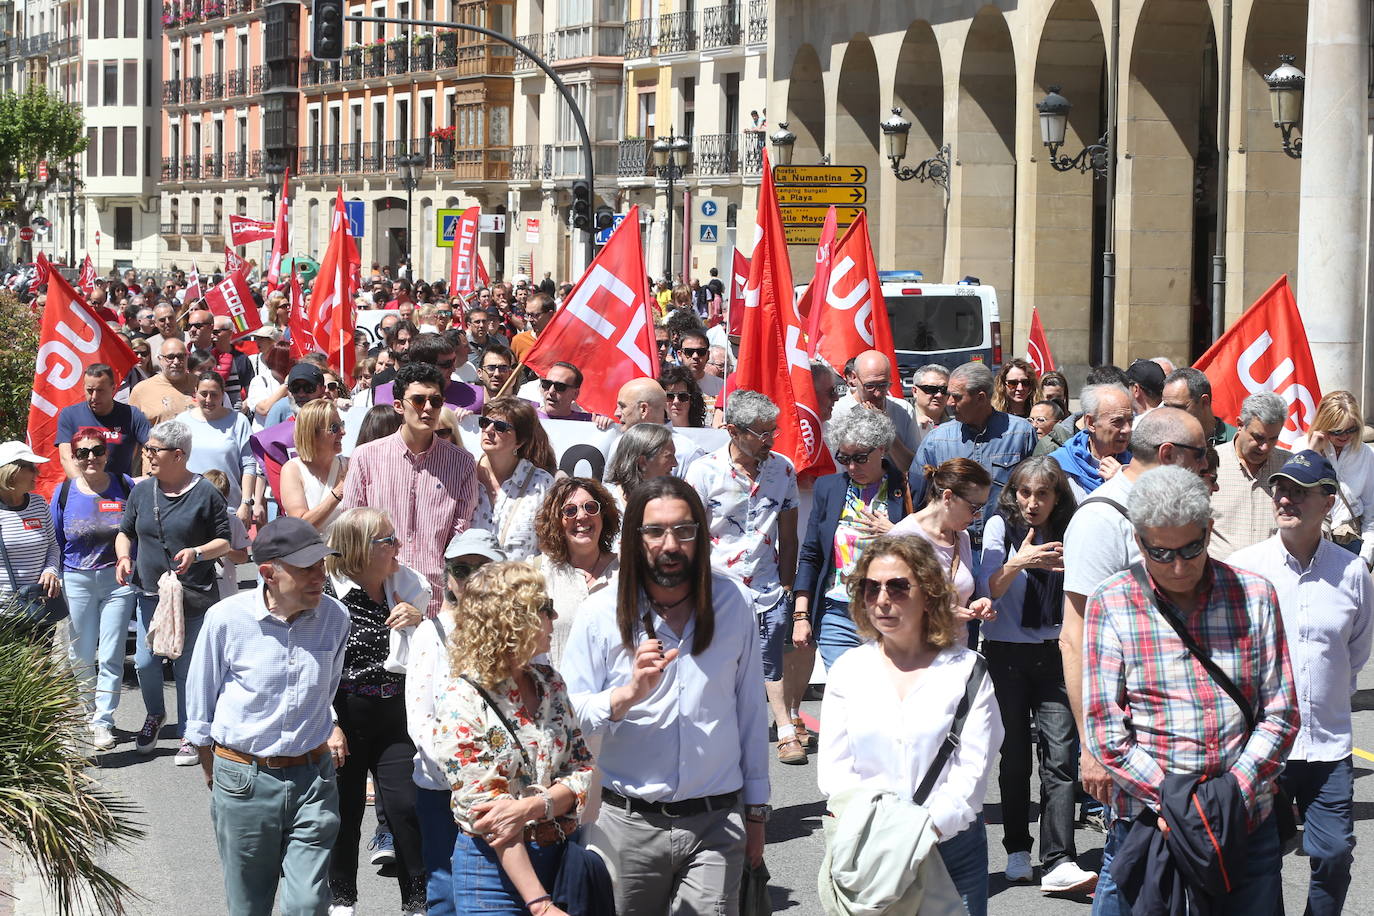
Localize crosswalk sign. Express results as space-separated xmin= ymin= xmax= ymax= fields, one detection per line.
xmin=698 ymin=224 xmax=718 ymax=243
xmin=436 ymin=208 xmax=463 ymax=248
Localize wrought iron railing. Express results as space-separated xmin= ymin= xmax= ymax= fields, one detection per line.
xmin=182 ymin=156 xmax=201 ymax=180
xmin=363 ymin=45 xmax=386 ymax=77
xmin=436 ymin=32 xmax=458 ymax=68
xmin=202 ymin=153 xmax=223 ymax=180
xmin=624 ymin=18 xmax=654 ymax=58
xmin=702 ymin=3 xmax=741 ymax=49
xmin=184 ymin=75 xmax=202 ymax=102
xmin=225 ymin=151 xmax=247 ymax=179
xmin=511 ymin=144 xmax=538 ymax=181
xmin=697 ymin=133 xmax=739 ymax=175
xmin=160 ymin=158 xmax=179 ymax=182
xmin=658 ymin=11 xmax=697 ymax=53
xmin=746 ymin=0 xmax=767 ymax=44
xmin=742 ymin=130 xmax=765 ymax=173
xmin=162 ymin=79 xmax=181 ymax=104
xmin=226 ymin=68 xmax=247 ymax=96
xmin=618 ymin=138 xmax=651 ymax=179
xmin=203 ymin=72 xmax=224 ymax=100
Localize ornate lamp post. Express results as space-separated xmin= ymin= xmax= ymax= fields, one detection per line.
xmin=1264 ymin=54 xmax=1305 ymax=159
xmin=653 ymin=132 xmax=691 ymax=282
xmin=878 ymin=107 xmax=951 ymax=201
xmin=1035 ymin=87 xmax=1110 ymax=178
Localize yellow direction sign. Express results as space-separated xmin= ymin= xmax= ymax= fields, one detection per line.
xmin=776 ymin=185 xmax=867 ymax=206
xmin=773 ymin=165 xmax=868 ymax=185
xmin=783 ymin=225 xmax=830 ymax=245
xmin=778 ymin=206 xmax=864 ymax=226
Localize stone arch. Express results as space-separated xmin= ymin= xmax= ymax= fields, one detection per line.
xmin=890 ymin=21 xmax=946 ymax=276
xmin=835 ymin=35 xmax=883 ymax=259
xmin=786 ymin=43 xmax=825 ymax=165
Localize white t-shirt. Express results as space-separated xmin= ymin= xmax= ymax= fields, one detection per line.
xmin=1062 ymin=471 xmax=1138 ymax=597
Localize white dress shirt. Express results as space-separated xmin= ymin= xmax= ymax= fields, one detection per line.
xmin=1227 ymin=535 xmax=1374 ymax=761
xmin=561 ymin=572 xmax=771 ymax=806
xmin=406 ymin=611 xmax=457 ymax=791
xmin=817 ymin=642 xmax=1003 ymax=840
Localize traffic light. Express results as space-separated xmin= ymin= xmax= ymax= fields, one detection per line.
xmin=570 ymin=180 xmax=591 ymax=231
xmin=594 ymin=206 xmax=615 ymax=231
xmin=312 ymin=0 xmax=345 ymax=62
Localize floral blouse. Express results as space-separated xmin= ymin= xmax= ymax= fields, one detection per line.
xmin=434 ymin=662 xmax=595 ymax=832
xmin=470 ymin=458 xmax=554 ymax=561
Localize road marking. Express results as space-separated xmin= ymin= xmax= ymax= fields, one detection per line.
xmin=1354 ymin=747 xmax=1374 ymax=764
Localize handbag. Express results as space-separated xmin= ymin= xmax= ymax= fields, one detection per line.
xmin=0 ymin=516 xmax=68 ymax=631
xmin=1326 ymin=485 xmax=1362 ymax=545
xmin=1128 ymin=565 xmax=1298 ymax=842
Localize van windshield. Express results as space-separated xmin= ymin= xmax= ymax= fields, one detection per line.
xmin=885 ymin=295 xmax=985 ymax=353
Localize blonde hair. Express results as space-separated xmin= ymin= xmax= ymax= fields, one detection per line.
xmin=326 ymin=507 xmax=390 ymax=580
xmin=1309 ymin=390 xmax=1362 ymax=437
xmin=439 ymin=407 xmax=465 ymax=447
xmin=847 ymin=535 xmax=961 ymax=650
xmin=447 ymin=561 xmax=548 ymax=689
xmin=294 ymin=399 xmax=341 ymax=464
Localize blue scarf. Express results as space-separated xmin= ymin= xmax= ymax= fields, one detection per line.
xmin=1050 ymin=429 xmax=1131 ymax=495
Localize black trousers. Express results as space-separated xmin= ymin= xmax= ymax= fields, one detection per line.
xmin=329 ymin=690 xmax=426 ymax=908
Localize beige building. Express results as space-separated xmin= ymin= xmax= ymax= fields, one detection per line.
xmin=769 ymin=0 xmax=1370 ymax=396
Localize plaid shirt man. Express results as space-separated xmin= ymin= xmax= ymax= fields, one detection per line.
xmin=1084 ymin=560 xmax=1298 ymax=828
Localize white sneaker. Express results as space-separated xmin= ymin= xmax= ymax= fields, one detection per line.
xmin=1004 ymin=850 xmax=1033 ymax=882
xmin=91 ymin=725 xmax=116 ymax=751
xmin=327 ymin=906 xmax=355 ymax=916
xmin=173 ymin=740 xmax=200 ymax=766
xmin=1040 ymin=860 xmax=1098 ymax=894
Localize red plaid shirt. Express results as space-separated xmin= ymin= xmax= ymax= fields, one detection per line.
xmin=1083 ymin=561 xmax=1297 ymax=827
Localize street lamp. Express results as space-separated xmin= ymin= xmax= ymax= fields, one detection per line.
xmin=397 ymin=151 xmax=425 ymax=275
xmin=769 ymin=122 xmax=796 ymax=166
xmin=1264 ymin=54 xmax=1305 ymax=159
xmin=879 ymin=107 xmax=951 ymax=202
xmin=653 ymin=132 xmax=691 ymax=282
xmin=65 ymin=158 xmax=78 ymax=266
xmin=264 ymin=162 xmax=286 ymax=217
xmin=1035 ymin=86 xmax=1109 ymax=178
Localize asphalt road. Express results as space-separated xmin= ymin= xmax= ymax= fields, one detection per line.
xmin=10 ymin=656 xmax=1374 ymax=915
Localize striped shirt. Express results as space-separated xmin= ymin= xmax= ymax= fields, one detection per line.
xmin=341 ymin=430 xmax=480 ymax=614
xmin=0 ymin=494 xmax=61 ymax=594
xmin=1084 ymin=561 xmax=1298 ymax=828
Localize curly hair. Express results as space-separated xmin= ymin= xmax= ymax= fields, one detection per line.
xmin=447 ymin=561 xmax=549 ymax=689
xmin=847 ymin=535 xmax=959 ymax=649
xmin=483 ymin=396 xmax=557 ymax=474
xmin=992 ymin=358 xmax=1039 ymax=416
xmin=535 ymin=477 xmax=621 ymax=565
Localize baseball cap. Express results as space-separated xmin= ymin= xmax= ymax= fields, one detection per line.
xmin=251 ymin=516 xmax=340 ymax=566
xmin=1269 ymin=449 xmax=1339 ymax=493
xmin=1126 ymin=359 xmax=1165 ymax=399
xmin=0 ymin=441 xmax=49 ymax=467
xmin=250 ymin=325 xmax=280 ymax=340
xmin=287 ymin=363 xmax=326 ymax=388
xmin=445 ymin=528 xmax=507 ymax=562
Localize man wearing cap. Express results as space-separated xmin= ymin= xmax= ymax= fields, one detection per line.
xmin=1229 ymin=451 xmax=1372 ymax=916
xmin=184 ymin=516 xmax=351 ymax=916
xmin=262 ymin=363 xmax=326 ymax=428
xmin=1124 ymin=359 xmax=1164 ymax=414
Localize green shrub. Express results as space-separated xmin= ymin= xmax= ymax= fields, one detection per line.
xmin=0 ymin=290 xmax=39 ymax=442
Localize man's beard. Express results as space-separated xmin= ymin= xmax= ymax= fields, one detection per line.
xmin=647 ymin=551 xmax=691 ymax=587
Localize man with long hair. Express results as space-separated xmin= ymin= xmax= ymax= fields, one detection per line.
xmin=562 ymin=476 xmax=770 ymax=914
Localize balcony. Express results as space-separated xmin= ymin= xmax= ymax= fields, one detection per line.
xmin=51 ymin=35 xmax=79 ymax=60
xmin=658 ymin=11 xmax=697 ymax=54
xmin=203 ymin=72 xmax=223 ymax=100
xmin=226 ymin=68 xmax=247 ymax=96
xmin=225 ymin=151 xmax=248 ymax=179
xmin=511 ymin=144 xmax=540 ymax=181
xmin=702 ymin=3 xmax=741 ymax=49
xmin=160 ymin=222 xmax=177 ymax=235
xmin=697 ymin=132 xmax=740 ymax=175
xmin=20 ymin=33 xmax=52 ymax=58
xmin=248 ymin=150 xmax=263 ymax=179
xmin=363 ymin=45 xmax=386 ymax=78
xmin=184 ymin=75 xmax=202 ymax=103
xmin=547 ymin=26 xmax=624 ymax=62
xmin=514 ymin=32 xmax=545 ymax=64
xmin=546 ymin=143 xmax=618 ymax=180
xmin=162 ymin=79 xmax=181 ymax=104
xmin=624 ymin=18 xmax=654 ymax=59
xmin=411 ymin=37 xmax=434 ymax=71
xmin=435 ymin=33 xmax=458 ymax=69
xmin=386 ymin=40 xmax=410 ymax=75
xmin=453 ymin=149 xmax=512 ymax=183
xmin=742 ymin=130 xmax=765 ymax=174
xmin=160 ymin=157 xmax=180 ymax=182
xmin=338 ymin=143 xmax=362 ymax=175
xmin=203 ymin=222 xmax=222 ymax=237
xmin=746 ymin=0 xmax=767 ymax=44
xmin=618 ymin=138 xmax=652 ymax=180
xmin=203 ymin=153 xmax=223 ymax=180
xmin=249 ymin=64 xmax=268 ymax=94
xmin=180 ymin=222 xmax=199 ymax=236
xmin=182 ymin=156 xmax=202 ymax=181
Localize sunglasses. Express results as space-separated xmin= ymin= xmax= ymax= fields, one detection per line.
xmin=834 ymin=447 xmax=876 ymax=466
xmin=436 ymin=357 xmax=458 ymax=371
xmin=160 ymin=353 xmax=187 ymax=362
xmin=325 ymin=422 xmax=345 ymax=435
xmin=639 ymin=522 xmax=699 ymax=543
xmin=478 ymin=416 xmax=514 ymax=434
xmin=325 ymin=382 xmax=343 ymax=393
xmin=665 ymin=391 xmax=693 ymax=403
xmin=482 ymin=364 xmax=513 ymax=374
xmin=290 ymin=382 xmax=321 ymax=395
xmin=436 ymin=310 xmax=452 ymax=318
xmin=74 ymin=445 xmax=108 ymax=459
xmin=1140 ymin=535 xmax=1208 ymax=563
xmin=679 ymin=347 xmax=708 ymax=358
xmin=915 ymin=384 xmax=948 ymax=396
xmin=560 ymin=499 xmax=601 ymax=518
xmin=1167 ymin=441 xmax=1207 ymax=459
xmin=656 ymin=339 xmax=670 ymax=351
xmin=1005 ymin=378 xmax=1033 ymax=388
xmin=406 ymin=394 xmax=445 ymax=410
xmin=859 ymin=576 xmax=913 ymax=603
xmin=860 ymin=380 xmax=891 ymax=392
xmin=371 ymin=534 xmax=399 ymax=547
xmin=449 ymin=561 xmax=480 ymax=580
xmin=540 ymin=378 xmax=572 ymax=393
xmin=1329 ymin=425 xmax=1360 ymax=438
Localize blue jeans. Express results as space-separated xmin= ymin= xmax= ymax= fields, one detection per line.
xmin=450 ymin=831 xmax=564 ymax=914
xmin=1094 ymin=813 xmax=1283 ymax=916
xmin=62 ymin=566 xmax=136 ymax=729
xmin=210 ymin=752 xmax=341 ymax=916
xmin=415 ymin=787 xmax=459 ymax=916
xmin=937 ymin=815 xmax=989 ymax=916
xmin=133 ymin=594 xmax=205 ymax=738
xmin=1281 ymin=757 xmax=1354 ymax=916
xmin=816 ymin=596 xmax=861 ymax=670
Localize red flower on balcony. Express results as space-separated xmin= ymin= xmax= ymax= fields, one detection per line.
xmin=429 ymin=126 xmax=456 ymax=141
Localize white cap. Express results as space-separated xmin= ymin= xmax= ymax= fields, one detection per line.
xmin=0 ymin=441 xmax=49 ymax=467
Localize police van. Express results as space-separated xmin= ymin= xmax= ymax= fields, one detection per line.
xmin=877 ymin=271 xmax=1002 ymax=386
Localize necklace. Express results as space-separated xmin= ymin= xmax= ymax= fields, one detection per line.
xmin=646 ymin=591 xmax=692 ymax=616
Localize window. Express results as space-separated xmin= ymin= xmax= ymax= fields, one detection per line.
xmin=145 ymin=60 xmax=153 ymax=107
xmin=681 ymin=76 xmax=695 ymax=139
xmin=123 ymin=0 xmax=137 ymax=37
xmin=122 ymin=127 xmax=136 ymax=176
xmin=559 ymin=0 xmax=591 ymax=26
xmin=114 ymin=207 xmax=133 ymax=249
xmin=87 ymin=2 xmax=98 ymax=39
xmin=86 ymin=62 xmax=97 ymax=106
xmin=145 ymin=126 xmax=153 ymax=178
xmin=103 ymin=63 xmax=118 ymax=105
xmin=102 ymin=126 xmax=116 ymax=176
xmin=557 ymin=83 xmax=589 ymax=143
xmin=490 ymin=105 xmax=509 ymax=146
xmin=594 ymin=84 xmax=619 ymax=140
xmin=86 ymin=127 xmax=97 ymax=174
xmin=123 ymin=61 xmax=137 ymax=106
xmin=103 ymin=0 xmax=116 ymax=37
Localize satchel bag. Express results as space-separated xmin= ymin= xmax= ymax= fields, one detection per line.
xmin=1326 ymin=486 xmax=1363 ymax=545
xmin=0 ymin=528 xmax=68 ymax=631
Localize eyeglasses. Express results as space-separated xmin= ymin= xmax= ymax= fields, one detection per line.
xmin=858 ymin=576 xmax=913 ymax=603
xmin=639 ymin=522 xmax=699 ymax=543
xmin=1140 ymin=535 xmax=1208 ymax=563
xmin=1005 ymin=378 xmax=1033 ymax=389
xmin=1166 ymin=441 xmax=1207 ymax=459
xmin=290 ymin=382 xmax=321 ymax=396
xmin=371 ymin=534 xmax=399 ymax=547
xmin=665 ymin=391 xmax=693 ymax=403
xmin=834 ymin=447 xmax=876 ymax=466
xmin=325 ymin=422 xmax=345 ymax=435
xmin=915 ymin=384 xmax=948 ymax=396
xmin=160 ymin=353 xmax=187 ymax=362
xmin=325 ymin=382 xmax=343 ymax=393
xmin=540 ymin=378 xmax=572 ymax=393
xmin=1329 ymin=425 xmax=1360 ymax=438
xmin=859 ymin=380 xmax=891 ymax=393
xmin=482 ymin=363 xmax=513 ymax=374
xmin=680 ymin=347 xmax=708 ymax=358
xmin=142 ymin=445 xmax=178 ymax=457
xmin=948 ymin=490 xmax=984 ymax=512
xmin=397 ymin=393 xmax=443 ymax=412
xmin=655 ymin=339 xmax=671 ymax=351
xmin=560 ymin=500 xmax=602 ymax=519
xmin=742 ymin=425 xmax=777 ymax=441
xmin=74 ymin=445 xmax=108 ymax=459
xmin=478 ymin=416 xmax=514 ymax=434
xmin=436 ymin=310 xmax=452 ymax=319
xmin=187 ymin=321 xmax=210 ymax=330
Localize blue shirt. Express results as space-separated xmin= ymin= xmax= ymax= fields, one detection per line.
xmin=910 ymin=411 xmax=1037 ymax=543
xmin=978 ymin=513 xmax=1064 ymax=644
xmin=55 ymin=400 xmax=150 ymax=478
xmin=184 ymin=585 xmax=351 ymax=756
xmin=561 ymin=572 xmax=771 ymax=806
xmin=51 ymin=475 xmax=134 ymax=570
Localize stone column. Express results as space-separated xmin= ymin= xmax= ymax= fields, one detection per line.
xmin=1295 ymin=0 xmax=1369 ymax=396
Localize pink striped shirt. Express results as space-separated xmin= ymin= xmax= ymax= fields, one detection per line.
xmin=342 ymin=431 xmax=480 ymax=613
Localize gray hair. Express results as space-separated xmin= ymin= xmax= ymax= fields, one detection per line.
xmin=724 ymin=390 xmax=780 ymax=429
xmin=916 ymin=363 xmax=951 ymax=381
xmin=827 ymin=408 xmax=895 ymax=452
xmin=1130 ymin=408 xmax=1200 ymax=466
xmin=605 ymin=423 xmax=673 ymax=491
xmin=1164 ymin=366 xmax=1212 ymax=401
xmin=1128 ymin=466 xmax=1212 ymax=531
xmin=148 ymin=419 xmax=192 ymax=454
xmin=1239 ymin=391 xmax=1287 ymax=428
xmin=1080 ymin=383 xmax=1131 ymax=417
xmin=809 ymin=359 xmax=839 ymax=386
xmin=949 ymin=362 xmax=993 ymax=395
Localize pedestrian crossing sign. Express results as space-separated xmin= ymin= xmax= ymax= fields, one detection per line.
xmin=436 ymin=208 xmax=462 ymax=248
xmin=698 ymin=224 xmax=718 ymax=243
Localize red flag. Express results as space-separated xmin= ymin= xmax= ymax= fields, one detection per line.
xmin=1026 ymin=307 xmax=1055 ymax=374
xmin=288 ymin=263 xmax=313 ymax=359
xmin=184 ymin=267 xmax=203 ymax=304
xmin=225 ymin=246 xmax=249 ymax=275
xmin=448 ymin=206 xmax=481 ymax=305
xmin=737 ymin=152 xmax=832 ymax=476
xmin=203 ymin=269 xmax=263 ymax=338
xmin=265 ymin=170 xmax=291 ymax=292
xmin=306 ymin=188 xmax=361 ymax=378
xmin=727 ymin=248 xmax=749 ymax=336
xmin=521 ymin=206 xmax=655 ymax=417
xmin=228 ymin=213 xmax=275 ymax=245
xmin=798 ymin=206 xmax=838 ymax=346
xmin=27 ymin=254 xmax=137 ymax=498
xmin=76 ymin=254 xmax=96 ymax=298
xmin=1194 ymin=275 xmax=1320 ymax=449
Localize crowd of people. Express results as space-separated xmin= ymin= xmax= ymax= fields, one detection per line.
xmin=0 ymin=262 xmax=1370 ymax=916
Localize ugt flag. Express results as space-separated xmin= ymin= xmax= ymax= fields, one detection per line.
xmin=1026 ymin=307 xmax=1055 ymax=374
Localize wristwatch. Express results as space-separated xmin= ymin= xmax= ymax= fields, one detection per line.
xmin=242 ymin=497 xmax=255 ymax=507
xmin=745 ymin=804 xmax=771 ymax=822
xmin=194 ymin=546 xmax=203 ymax=561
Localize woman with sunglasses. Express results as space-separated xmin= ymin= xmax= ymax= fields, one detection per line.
xmin=280 ymin=398 xmax=349 ymax=531
xmin=182 ymin=371 xmax=260 ymax=527
xmin=51 ymin=429 xmax=138 ymax=750
xmin=794 ymin=410 xmax=911 ymax=670
xmin=0 ymin=443 xmax=63 ymax=634
xmin=532 ymin=477 xmax=622 ymax=665
xmin=474 ymin=397 xmax=557 ymax=561
xmin=992 ymin=359 xmax=1039 ymax=419
xmin=603 ymin=423 xmax=677 ymax=512
xmin=116 ymin=338 xmax=156 ymax=404
xmin=658 ymin=365 xmax=707 ymax=428
xmin=817 ymin=535 xmax=1003 ymax=916
xmin=1292 ymin=390 xmax=1374 ymax=565
xmin=324 ymin=507 xmax=429 ymax=914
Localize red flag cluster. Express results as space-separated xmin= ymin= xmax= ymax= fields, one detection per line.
xmin=265 ymin=170 xmax=291 ymax=292
xmin=302 ymin=189 xmax=361 ymax=377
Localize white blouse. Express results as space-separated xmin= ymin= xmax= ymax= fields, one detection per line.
xmin=533 ymin=554 xmax=619 ymax=666
xmin=817 ymin=642 xmax=1003 ymax=840
xmin=471 ymin=458 xmax=554 ymax=561
xmin=1292 ymin=435 xmax=1374 ymax=565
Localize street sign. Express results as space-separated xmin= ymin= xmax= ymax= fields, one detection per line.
xmin=697 ymin=196 xmax=725 ymax=220
xmin=344 ymin=199 xmax=365 ymax=238
xmin=436 ymin=208 xmax=462 ymax=248
xmin=783 ymin=225 xmax=832 ymax=245
xmin=775 ymin=185 xmax=867 ymax=206
xmin=595 ymin=213 xmax=625 ymax=245
xmin=698 ymin=224 xmax=718 ymax=243
xmin=778 ymin=206 xmax=865 ymax=226
xmin=18 ymin=226 xmax=35 ymax=241
xmin=37 ymin=161 xmax=49 ymax=182
xmin=479 ymin=213 xmax=506 ymax=234
xmin=773 ymin=164 xmax=868 ymax=185
xmin=525 ymin=217 xmax=540 ymax=244
xmin=700 ymin=199 xmax=718 ymax=218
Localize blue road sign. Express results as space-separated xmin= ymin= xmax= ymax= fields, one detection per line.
xmin=700 ymin=199 xmax=719 ymax=218
xmin=345 ymin=200 xmax=365 ymax=237
xmin=595 ymin=213 xmax=626 ymax=245
xmin=698 ymin=223 xmax=718 ymax=243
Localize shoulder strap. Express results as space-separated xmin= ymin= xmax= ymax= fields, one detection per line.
xmin=0 ymin=513 xmax=20 ymax=588
xmin=460 ymin=675 xmax=536 ymax=775
xmin=1078 ymin=495 xmax=1129 ymax=519
xmin=429 ymin=614 xmax=446 ymax=645
xmin=913 ymin=654 xmax=988 ymax=807
xmin=1127 ymin=564 xmax=1257 ymax=733
xmin=58 ymin=479 xmax=72 ymax=513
